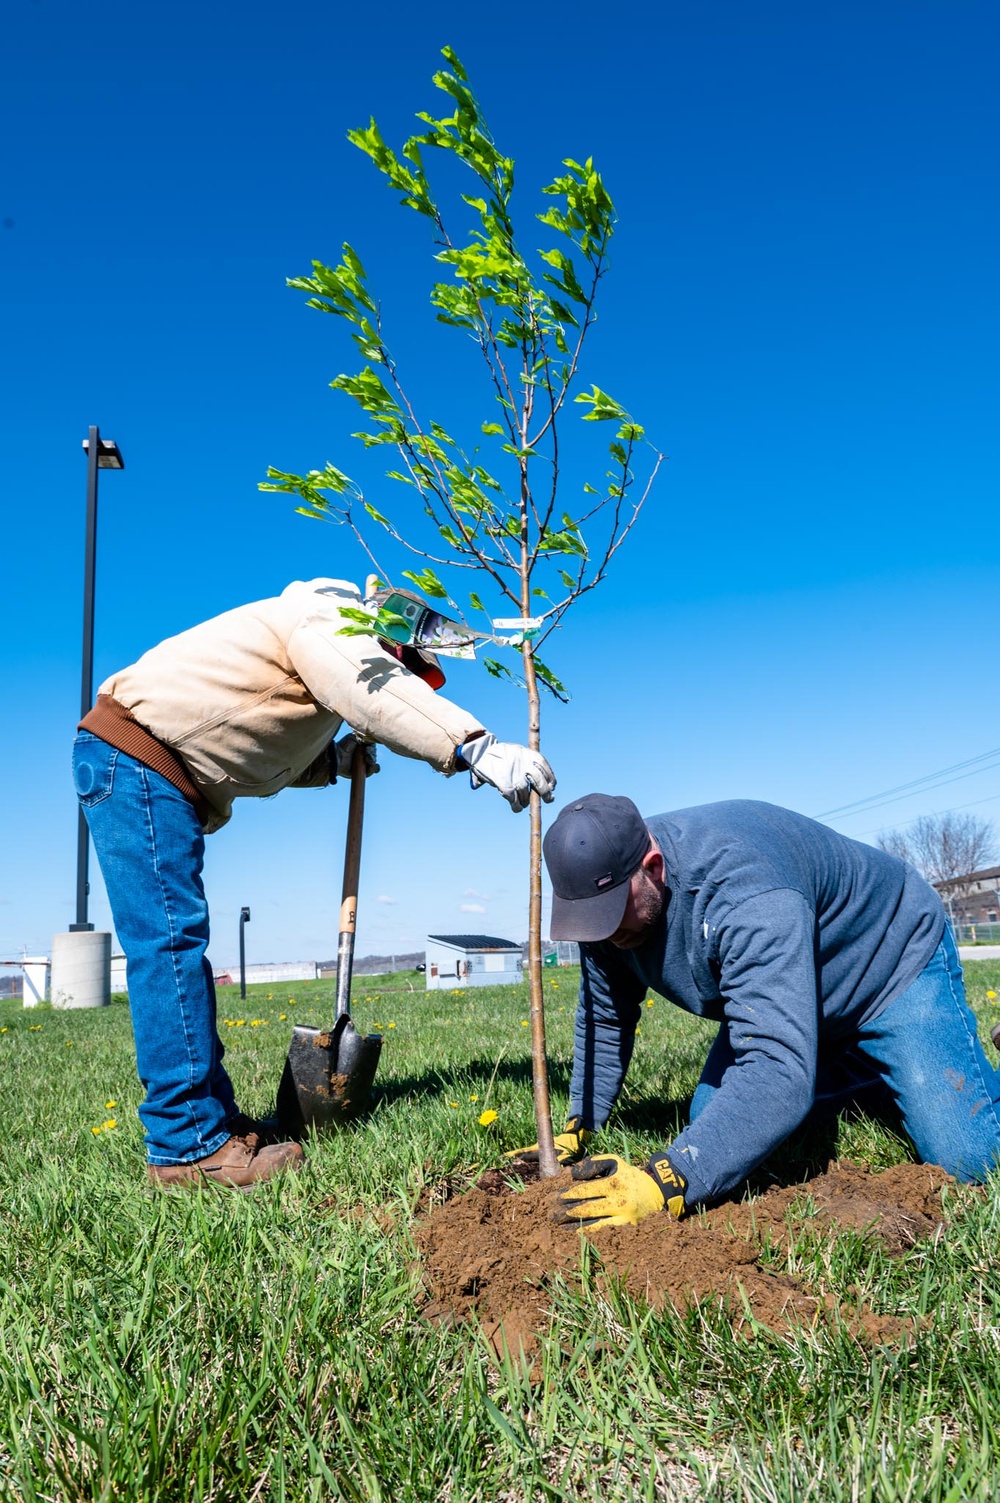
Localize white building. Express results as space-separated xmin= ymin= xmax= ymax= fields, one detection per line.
xmin=425 ymin=934 xmax=523 ymax=990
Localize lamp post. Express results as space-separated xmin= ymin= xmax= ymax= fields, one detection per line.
xmin=50 ymin=428 xmax=124 ymax=1011
xmin=71 ymin=426 xmax=125 ymax=932
xmin=239 ymin=907 xmax=251 ymax=1000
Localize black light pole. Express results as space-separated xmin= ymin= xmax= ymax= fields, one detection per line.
xmin=70 ymin=427 xmax=125 ymax=933
xmin=239 ymin=907 xmax=251 ymax=1000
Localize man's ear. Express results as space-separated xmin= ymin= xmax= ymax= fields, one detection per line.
xmin=642 ymin=847 xmax=664 ymax=883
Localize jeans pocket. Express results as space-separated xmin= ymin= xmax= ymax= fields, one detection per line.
xmin=73 ymin=741 xmax=117 ymax=806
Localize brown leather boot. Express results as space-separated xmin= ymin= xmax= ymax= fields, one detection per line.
xmin=148 ymin=1134 xmax=305 ymax=1189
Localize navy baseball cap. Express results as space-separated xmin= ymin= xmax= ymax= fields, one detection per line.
xmin=544 ymin=794 xmax=650 ymax=942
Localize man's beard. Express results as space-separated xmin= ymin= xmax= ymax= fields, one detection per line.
xmin=610 ymin=869 xmax=666 ymax=949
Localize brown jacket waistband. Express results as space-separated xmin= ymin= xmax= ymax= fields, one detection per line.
xmin=79 ymin=695 xmax=213 ymax=829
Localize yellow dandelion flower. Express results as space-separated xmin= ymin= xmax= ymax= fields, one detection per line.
xmin=0 ymin=1027 xmax=7 ymax=1034
xmin=469 ymin=1094 xmax=478 ymax=1102
xmin=448 ymin=1100 xmax=460 ymax=1108
xmin=478 ymin=1109 xmax=498 ymax=1127
xmin=268 ymin=993 xmax=274 ymax=1000
xmin=388 ymin=1022 xmax=396 ymax=1029
xmin=91 ymin=1125 xmax=102 ymax=1136
xmin=988 ymin=990 xmax=997 ymax=1001
xmin=65 ymin=1041 xmax=73 ymax=1047
xmin=28 ymin=1025 xmax=41 ymax=1031
xmin=520 ymin=1020 xmax=529 ymax=1027
xmin=279 ymin=1014 xmax=287 ymax=1021
xmin=103 ymin=1119 xmax=117 ymax=1131
xmin=647 ymin=998 xmax=654 ymax=1007
xmin=236 ymin=1019 xmax=245 ymax=1026
xmin=105 ymin=1101 xmax=117 ymax=1110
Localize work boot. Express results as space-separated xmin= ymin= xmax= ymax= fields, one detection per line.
xmin=148 ymin=1134 xmax=305 ymax=1189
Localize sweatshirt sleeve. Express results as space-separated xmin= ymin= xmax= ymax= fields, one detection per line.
xmin=286 ymin=618 xmax=485 ymax=773
xmin=666 ymin=888 xmax=820 ymax=1206
xmin=568 ymin=944 xmax=647 ymax=1129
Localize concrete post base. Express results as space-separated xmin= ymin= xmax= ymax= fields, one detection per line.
xmin=51 ymin=930 xmax=112 ymax=1009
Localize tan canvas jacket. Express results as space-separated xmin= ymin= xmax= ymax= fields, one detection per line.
xmin=97 ymin=578 xmax=486 ymax=832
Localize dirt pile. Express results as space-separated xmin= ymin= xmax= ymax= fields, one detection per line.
xmin=413 ymin=1159 xmax=963 ymax=1355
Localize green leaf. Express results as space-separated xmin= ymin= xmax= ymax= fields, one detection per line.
xmin=363 ymin=501 xmax=392 ymax=529
xmin=575 ymin=385 xmax=627 ymax=422
xmin=532 ymin=653 xmax=570 ymax=701
xmin=558 ymin=570 xmax=576 ymax=589
xmin=481 ymin=422 xmax=504 ymax=436
xmin=469 ymin=593 xmax=487 ymax=615
xmin=483 ymin=656 xmax=523 ymax=688
xmin=401 ymin=567 xmax=448 ymax=599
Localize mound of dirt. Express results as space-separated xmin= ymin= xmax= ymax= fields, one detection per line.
xmin=413 ymin=1159 xmax=962 ymax=1356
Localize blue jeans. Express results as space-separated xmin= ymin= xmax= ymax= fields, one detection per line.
xmin=73 ymin=733 xmax=237 ymax=1165
xmin=690 ymin=927 xmax=1000 ymax=1182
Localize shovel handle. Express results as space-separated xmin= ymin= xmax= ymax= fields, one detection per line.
xmin=335 ymin=742 xmax=369 ymax=1021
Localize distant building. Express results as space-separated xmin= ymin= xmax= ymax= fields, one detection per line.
xmin=933 ymin=866 xmax=1000 ymax=927
xmin=425 ymin=934 xmax=523 ymax=989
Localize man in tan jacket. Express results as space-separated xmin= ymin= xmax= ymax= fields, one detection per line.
xmin=73 ymin=578 xmax=555 ymax=1188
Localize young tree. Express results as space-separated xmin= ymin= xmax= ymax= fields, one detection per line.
xmin=262 ymin=48 xmax=661 ymax=1175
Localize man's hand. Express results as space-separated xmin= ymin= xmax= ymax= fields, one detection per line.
xmin=457 ymin=733 xmax=556 ymax=812
xmin=332 ymin=734 xmax=380 ymax=781
xmin=553 ymin=1152 xmax=687 ymax=1229
xmin=506 ymin=1117 xmax=591 ymax=1166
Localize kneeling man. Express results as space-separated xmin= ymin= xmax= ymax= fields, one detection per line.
xmin=541 ymin=795 xmax=997 ymax=1229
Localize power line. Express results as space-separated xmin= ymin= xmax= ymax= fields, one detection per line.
xmin=814 ymin=745 xmax=1000 ymax=820
xmin=852 ymin=788 xmax=1000 ymax=841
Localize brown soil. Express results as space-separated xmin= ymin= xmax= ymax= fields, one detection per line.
xmin=413 ymin=1159 xmax=967 ymax=1359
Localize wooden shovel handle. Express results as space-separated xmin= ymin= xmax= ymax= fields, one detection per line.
xmin=339 ymin=744 xmax=368 ymax=932
xmin=335 ymin=741 xmax=370 ymax=1023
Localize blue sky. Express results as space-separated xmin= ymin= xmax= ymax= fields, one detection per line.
xmin=3 ymin=0 xmax=998 ymax=967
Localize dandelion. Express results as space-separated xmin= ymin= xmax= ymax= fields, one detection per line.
xmin=268 ymin=993 xmax=274 ymax=1000
xmin=236 ymin=1019 xmax=245 ymax=1026
xmin=478 ymin=1109 xmax=498 ymax=1127
xmin=28 ymin=1025 xmax=41 ymax=1031
xmin=520 ymin=1020 xmax=529 ymax=1027
xmin=647 ymin=999 xmax=654 ymax=1007
xmin=65 ymin=1041 xmax=73 ymax=1047
xmin=388 ymin=1021 xmax=396 ymax=1029
xmin=469 ymin=1094 xmax=479 ymax=1102
xmin=0 ymin=1027 xmax=7 ymax=1034
xmin=103 ymin=1119 xmax=117 ymax=1131
xmin=91 ymin=1125 xmax=102 ymax=1136
xmin=105 ymin=1101 xmax=117 ymax=1110
xmin=279 ymin=1014 xmax=287 ymax=1021
xmin=988 ymin=991 xmax=997 ymax=1003
xmin=448 ymin=1100 xmax=460 ymax=1108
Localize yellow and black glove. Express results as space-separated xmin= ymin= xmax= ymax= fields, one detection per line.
xmin=553 ymin=1151 xmax=687 ymax=1229
xmin=506 ymin=1116 xmax=591 ymax=1166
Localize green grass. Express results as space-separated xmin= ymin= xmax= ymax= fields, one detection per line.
xmin=2 ymin=963 xmax=1000 ymax=1499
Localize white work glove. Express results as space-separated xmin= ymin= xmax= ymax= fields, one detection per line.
xmin=331 ymin=733 xmax=380 ymax=781
xmin=458 ymin=733 xmax=556 ymax=813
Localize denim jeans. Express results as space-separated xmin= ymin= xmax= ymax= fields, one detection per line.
xmin=690 ymin=926 xmax=1000 ymax=1183
xmin=73 ymin=732 xmax=237 ymax=1165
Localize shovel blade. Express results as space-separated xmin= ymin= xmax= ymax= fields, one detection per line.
xmin=276 ymin=1016 xmax=383 ymax=1138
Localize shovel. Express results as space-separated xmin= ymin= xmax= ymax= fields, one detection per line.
xmin=275 ymin=741 xmax=383 ymax=1136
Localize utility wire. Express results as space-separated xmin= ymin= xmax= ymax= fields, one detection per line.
xmin=853 ymin=788 xmax=1000 ymax=841
xmin=814 ymin=745 xmax=1000 ymax=820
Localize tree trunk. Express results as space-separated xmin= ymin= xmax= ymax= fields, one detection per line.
xmin=523 ymin=642 xmax=559 ymax=1178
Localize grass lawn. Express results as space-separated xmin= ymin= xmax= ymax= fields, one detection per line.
xmin=2 ymin=962 xmax=1000 ymax=1499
